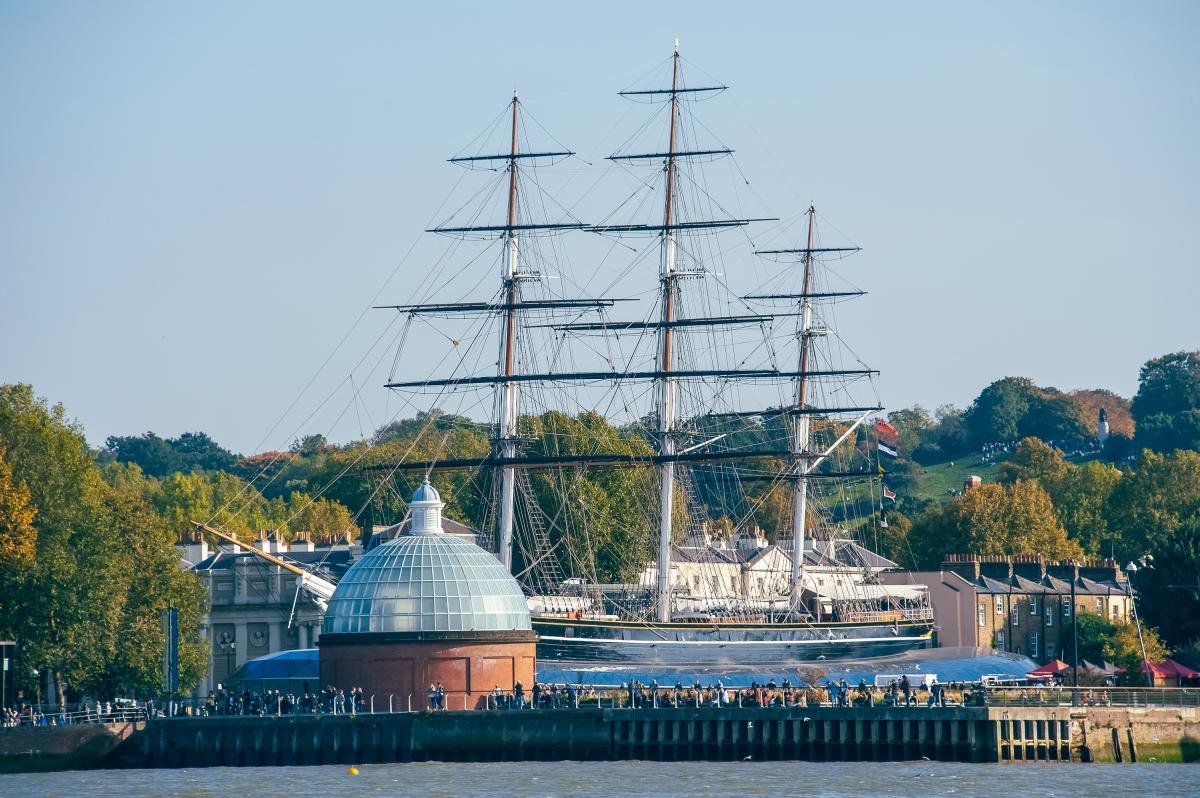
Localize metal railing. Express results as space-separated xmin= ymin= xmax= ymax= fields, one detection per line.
xmin=984 ymin=686 xmax=1200 ymax=708
xmin=2 ymin=705 xmax=148 ymax=731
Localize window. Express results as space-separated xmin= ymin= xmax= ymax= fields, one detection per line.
xmin=1045 ymin=604 xmax=1053 ymax=627
xmin=996 ymin=596 xmax=1005 ymax=615
xmin=1011 ymin=602 xmax=1019 ymax=626
xmin=1096 ymin=598 xmax=1104 ymax=613
xmin=996 ymin=630 xmax=1005 ymax=649
xmin=1062 ymin=596 xmax=1072 ymax=617
xmin=1030 ymin=631 xmax=1040 ymax=659
xmin=978 ymin=604 xmax=986 ymax=627
xmin=692 ymin=575 xmax=700 ymax=589
xmin=1112 ymin=605 xmax=1120 ymax=621
xmin=1031 ymin=596 xmax=1038 ymax=616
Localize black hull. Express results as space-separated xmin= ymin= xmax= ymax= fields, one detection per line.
xmin=532 ymin=616 xmax=933 ymax=666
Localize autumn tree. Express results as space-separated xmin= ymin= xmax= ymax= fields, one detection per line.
xmin=0 ymin=384 xmax=209 ymax=702
xmin=908 ymin=479 xmax=1082 ymax=568
xmin=998 ymin=438 xmax=1122 ymax=556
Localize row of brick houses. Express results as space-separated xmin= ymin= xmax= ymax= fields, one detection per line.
xmin=882 ymin=554 xmax=1134 ymax=663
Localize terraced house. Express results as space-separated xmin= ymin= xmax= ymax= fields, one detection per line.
xmin=882 ymin=555 xmax=1133 ymax=663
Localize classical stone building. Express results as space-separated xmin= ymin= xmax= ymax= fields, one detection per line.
xmin=318 ymin=479 xmax=535 ymax=709
xmin=180 ymin=532 xmax=357 ymax=696
xmin=882 ymin=555 xmax=1133 ymax=663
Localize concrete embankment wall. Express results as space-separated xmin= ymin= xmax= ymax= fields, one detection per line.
xmin=1077 ymin=707 xmax=1200 ymax=763
xmin=7 ymin=705 xmax=1196 ymax=770
xmin=0 ymin=722 xmax=143 ymax=773
xmin=123 ymin=707 xmax=1003 ymax=767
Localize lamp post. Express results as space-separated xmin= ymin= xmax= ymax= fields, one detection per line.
xmin=217 ymin=632 xmax=236 ymax=688
xmin=1125 ymin=561 xmax=1150 ymax=685
xmin=1070 ymin=561 xmax=1078 ymax=688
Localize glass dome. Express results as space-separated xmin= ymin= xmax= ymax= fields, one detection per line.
xmin=322 ymin=533 xmax=531 ymax=635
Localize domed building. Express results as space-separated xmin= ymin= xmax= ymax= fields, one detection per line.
xmin=318 ymin=479 xmax=535 ymax=709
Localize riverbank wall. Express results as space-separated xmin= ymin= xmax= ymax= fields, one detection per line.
xmin=0 ymin=721 xmax=144 ymax=773
xmin=5 ymin=704 xmax=1198 ymax=771
xmin=111 ymin=706 xmax=1052 ymax=767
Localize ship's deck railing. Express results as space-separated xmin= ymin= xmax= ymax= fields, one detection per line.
xmin=984 ymin=686 xmax=1200 ymax=708
xmin=836 ymin=607 xmax=935 ymax=624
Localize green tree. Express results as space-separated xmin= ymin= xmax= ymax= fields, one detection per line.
xmin=1131 ymin=351 xmax=1200 ymax=421
xmin=1074 ymin=614 xmax=1167 ymax=684
xmin=964 ymin=378 xmax=1088 ymax=448
xmin=1 ymin=385 xmax=209 ymax=701
xmin=1048 ymin=460 xmax=1121 ymax=557
xmin=1131 ymin=351 xmax=1200 ymax=454
xmin=1107 ymin=449 xmax=1200 ymax=563
xmin=90 ymin=465 xmax=209 ymax=696
xmin=1135 ymin=409 xmax=1200 ymax=454
xmin=1132 ymin=518 xmax=1200 ymax=651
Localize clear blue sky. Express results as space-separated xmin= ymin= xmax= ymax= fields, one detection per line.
xmin=2 ymin=1 xmax=1197 ymax=454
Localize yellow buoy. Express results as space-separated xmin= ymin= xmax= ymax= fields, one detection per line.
xmin=347 ymin=767 xmax=359 ymax=776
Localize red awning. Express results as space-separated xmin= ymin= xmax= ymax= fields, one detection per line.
xmin=1141 ymin=659 xmax=1200 ymax=679
xmin=1027 ymin=659 xmax=1071 ymax=677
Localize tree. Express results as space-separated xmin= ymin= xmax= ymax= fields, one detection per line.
xmin=1074 ymin=613 xmax=1168 ymax=684
xmin=1068 ymin=389 xmax=1134 ymax=438
xmin=908 ymin=479 xmax=1082 ymax=567
xmin=1135 ymin=409 xmax=1200 ymax=454
xmin=964 ymin=378 xmax=1036 ymax=445
xmin=0 ymin=384 xmax=127 ymax=704
xmin=285 ymin=492 xmax=356 ymax=544
xmin=963 ymin=378 xmax=1088 ymax=448
xmin=1131 ymin=352 xmax=1200 ymax=454
xmin=170 ymin=431 xmax=237 ymax=472
xmin=0 ymin=447 xmax=37 ymax=568
xmin=102 ymin=430 xmax=236 ymax=476
xmin=886 ymin=406 xmax=933 ymax=455
xmin=1019 ymin=391 xmax=1089 ymax=442
xmin=998 ymin=438 xmax=1122 ymax=556
xmin=932 ymin=404 xmax=971 ymax=457
xmin=1 ymin=385 xmax=209 ymax=701
xmin=877 ymin=511 xmax=917 ymax=570
xmin=1131 ymin=351 xmax=1200 ymax=421
xmin=1132 ymin=518 xmax=1200 ymax=651
xmin=998 ymin=438 xmax=1068 ymax=485
xmin=104 ymin=432 xmax=182 ymax=477
xmin=1047 ymin=460 xmax=1121 ymax=557
xmin=1107 ymin=449 xmax=1200 ymax=563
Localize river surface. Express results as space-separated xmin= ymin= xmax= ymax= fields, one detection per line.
xmin=2 ymin=761 xmax=1196 ymax=798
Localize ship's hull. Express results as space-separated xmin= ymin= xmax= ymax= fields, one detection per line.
xmin=532 ymin=616 xmax=933 ymax=666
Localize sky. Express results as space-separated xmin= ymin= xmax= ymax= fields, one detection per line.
xmin=1 ymin=1 xmax=1197 ymax=455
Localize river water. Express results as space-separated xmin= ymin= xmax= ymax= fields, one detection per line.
xmin=1 ymin=761 xmax=1195 ymax=798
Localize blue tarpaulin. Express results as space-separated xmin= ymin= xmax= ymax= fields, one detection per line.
xmin=239 ymin=646 xmax=1036 ymax=690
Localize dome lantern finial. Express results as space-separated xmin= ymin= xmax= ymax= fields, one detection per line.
xmin=411 ymin=477 xmax=444 ymax=535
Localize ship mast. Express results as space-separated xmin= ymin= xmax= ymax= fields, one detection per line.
xmin=655 ymin=43 xmax=682 ymax=622
xmin=789 ymin=205 xmax=817 ymax=615
xmin=497 ymin=93 xmax=521 ymax=571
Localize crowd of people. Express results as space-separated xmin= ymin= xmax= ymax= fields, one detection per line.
xmin=979 ymin=437 xmax=1100 ymax=465
xmin=198 ymin=685 xmax=367 ymax=716
xmin=1 ymin=678 xmax=989 ymax=727
xmin=2 ymin=699 xmax=146 ymax=728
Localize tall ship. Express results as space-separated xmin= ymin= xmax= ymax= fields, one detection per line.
xmin=203 ymin=45 xmax=934 ymax=667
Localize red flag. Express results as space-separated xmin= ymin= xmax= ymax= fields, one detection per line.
xmin=875 ymin=419 xmax=899 ymax=438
